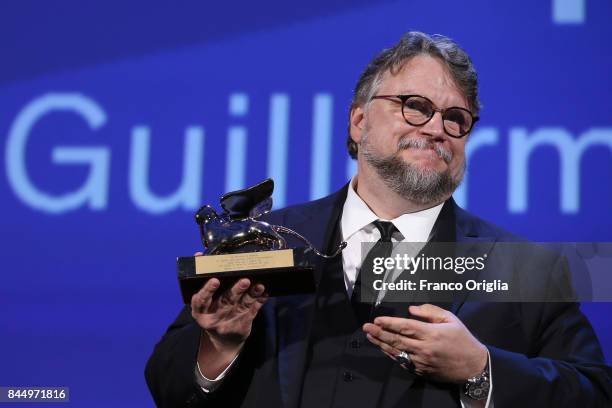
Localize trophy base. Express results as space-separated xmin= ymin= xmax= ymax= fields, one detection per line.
xmin=176 ymin=248 xmax=316 ymax=304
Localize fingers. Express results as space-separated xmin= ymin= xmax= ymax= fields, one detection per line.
xmin=191 ymin=278 xmax=221 ymax=314
xmin=249 ymin=283 xmax=266 ymax=297
xmin=212 ymin=278 xmax=267 ymax=309
xmin=381 ymin=349 xmax=399 ymax=361
xmin=222 ymin=278 xmax=252 ymax=304
xmin=372 ymin=316 xmax=428 ymax=339
xmin=366 ymin=332 xmax=402 ymax=356
xmin=365 ymin=326 xmax=431 ymax=377
xmin=366 ymin=333 xmax=422 ymax=372
xmin=194 ymin=251 xmax=204 ymax=256
xmin=364 ymin=322 xmax=421 ymax=351
xmin=408 ymin=304 xmax=452 ymax=323
xmin=240 ymin=283 xmax=267 ymax=309
xmin=191 ymin=277 xmax=267 ymax=318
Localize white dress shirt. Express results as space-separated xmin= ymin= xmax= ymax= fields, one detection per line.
xmin=340 ymin=177 xmax=443 ymax=299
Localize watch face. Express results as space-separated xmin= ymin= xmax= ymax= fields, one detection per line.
xmin=467 ymin=380 xmax=490 ymax=401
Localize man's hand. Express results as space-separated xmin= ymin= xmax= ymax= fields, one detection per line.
xmin=191 ymin=252 xmax=268 ymax=378
xmin=363 ymin=304 xmax=487 ymax=383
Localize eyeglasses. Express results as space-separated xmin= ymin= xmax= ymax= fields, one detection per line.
xmin=370 ymin=94 xmax=479 ymax=138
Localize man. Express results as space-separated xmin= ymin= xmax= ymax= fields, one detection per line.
xmin=145 ymin=32 xmax=611 ymax=407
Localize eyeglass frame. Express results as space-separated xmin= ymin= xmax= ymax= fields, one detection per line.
xmin=370 ymin=94 xmax=479 ymax=138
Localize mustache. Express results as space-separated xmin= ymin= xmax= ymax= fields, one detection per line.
xmin=397 ymin=137 xmax=453 ymax=163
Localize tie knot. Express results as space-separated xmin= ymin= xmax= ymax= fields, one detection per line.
xmin=372 ymin=220 xmax=397 ymax=242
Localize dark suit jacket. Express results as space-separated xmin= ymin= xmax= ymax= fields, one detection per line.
xmin=145 ymin=185 xmax=612 ymax=407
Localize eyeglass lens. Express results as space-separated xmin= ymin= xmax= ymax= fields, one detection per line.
xmin=402 ymin=96 xmax=472 ymax=137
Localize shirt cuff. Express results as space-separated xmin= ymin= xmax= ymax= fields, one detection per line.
xmin=194 ymin=351 xmax=240 ymax=393
xmin=460 ymin=348 xmax=493 ymax=408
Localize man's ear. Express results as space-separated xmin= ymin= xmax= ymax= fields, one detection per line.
xmin=350 ymin=105 xmax=366 ymax=144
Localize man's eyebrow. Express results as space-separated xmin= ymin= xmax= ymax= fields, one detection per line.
xmin=397 ymin=89 xmax=418 ymax=95
xmin=396 ymin=92 xmax=470 ymax=109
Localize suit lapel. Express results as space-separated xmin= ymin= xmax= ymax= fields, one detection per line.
xmin=277 ymin=185 xmax=348 ymax=408
xmin=407 ymin=198 xmax=498 ymax=315
xmin=378 ymin=198 xmax=498 ymax=314
xmin=450 ymin=203 xmax=497 ymax=315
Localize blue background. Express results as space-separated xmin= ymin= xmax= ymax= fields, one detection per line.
xmin=1 ymin=1 xmax=611 ymax=406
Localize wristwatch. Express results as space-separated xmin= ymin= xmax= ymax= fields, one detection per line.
xmin=463 ymin=367 xmax=490 ymax=400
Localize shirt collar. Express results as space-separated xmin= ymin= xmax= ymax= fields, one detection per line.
xmin=341 ymin=176 xmax=444 ymax=242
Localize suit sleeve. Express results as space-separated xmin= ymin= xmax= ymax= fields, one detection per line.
xmin=145 ymin=306 xmax=259 ymax=408
xmin=488 ymin=253 xmax=612 ymax=407
xmin=145 ymin=306 xmax=217 ymax=407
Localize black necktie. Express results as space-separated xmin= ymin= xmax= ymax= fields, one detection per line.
xmin=351 ymin=220 xmax=398 ymax=324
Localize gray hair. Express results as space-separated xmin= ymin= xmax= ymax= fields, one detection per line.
xmin=347 ymin=31 xmax=480 ymax=159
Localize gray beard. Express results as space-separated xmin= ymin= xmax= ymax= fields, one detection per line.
xmin=360 ymin=133 xmax=465 ymax=206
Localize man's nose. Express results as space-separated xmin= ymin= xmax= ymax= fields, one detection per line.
xmin=420 ymin=111 xmax=445 ymax=139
